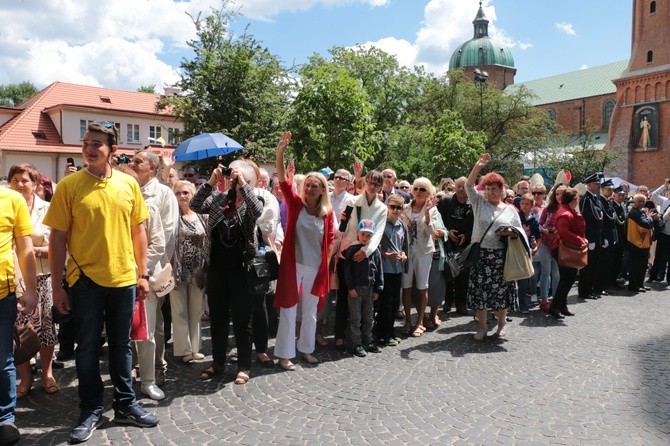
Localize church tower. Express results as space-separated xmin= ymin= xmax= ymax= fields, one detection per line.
xmin=609 ymin=0 xmax=670 ymax=186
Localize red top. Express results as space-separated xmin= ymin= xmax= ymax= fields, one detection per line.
xmin=552 ymin=204 xmax=587 ymax=250
xmin=274 ymin=180 xmax=334 ymax=311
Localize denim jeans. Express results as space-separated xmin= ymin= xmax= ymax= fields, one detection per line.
xmin=0 ymin=293 xmax=17 ymax=424
xmin=70 ymin=275 xmax=136 ymax=415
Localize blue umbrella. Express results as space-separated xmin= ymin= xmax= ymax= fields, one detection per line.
xmin=172 ymin=133 xmax=244 ymax=161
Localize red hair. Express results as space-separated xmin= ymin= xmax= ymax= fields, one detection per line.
xmin=480 ymin=172 xmax=505 ymax=189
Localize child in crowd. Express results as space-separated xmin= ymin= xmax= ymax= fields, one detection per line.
xmin=517 ymin=193 xmax=541 ymax=313
xmin=343 ymin=219 xmax=384 ymax=357
xmin=375 ymin=195 xmax=408 ymax=346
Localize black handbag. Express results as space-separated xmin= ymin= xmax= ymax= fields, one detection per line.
xmin=246 ymin=248 xmax=279 ymax=295
xmin=455 ymin=207 xmax=508 ymax=270
xmin=443 ymin=244 xmax=462 ymax=281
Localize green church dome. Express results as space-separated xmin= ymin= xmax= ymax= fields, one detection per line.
xmin=449 ymin=3 xmax=515 ymax=70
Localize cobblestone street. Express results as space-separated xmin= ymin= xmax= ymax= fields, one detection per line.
xmin=15 ymin=285 xmax=670 ymax=445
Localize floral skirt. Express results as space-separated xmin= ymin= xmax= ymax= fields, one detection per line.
xmin=467 ymin=248 xmax=517 ymax=311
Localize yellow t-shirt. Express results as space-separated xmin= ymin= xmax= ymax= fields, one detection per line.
xmin=0 ymin=187 xmax=33 ymax=300
xmin=44 ymin=169 xmax=148 ymax=288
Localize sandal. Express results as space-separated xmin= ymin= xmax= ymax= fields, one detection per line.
xmin=234 ymin=370 xmax=249 ymax=385
xmin=199 ymin=365 xmax=222 ymax=381
xmin=411 ymin=326 xmax=426 ymax=337
xmin=16 ymin=377 xmax=33 ymax=399
xmin=182 ymin=354 xmax=194 ymax=364
xmin=433 ymin=316 xmax=442 ymax=328
xmin=424 ymin=318 xmax=435 ymax=330
xmin=43 ymin=377 xmax=60 ymax=395
xmin=496 ymin=324 xmax=507 ymax=338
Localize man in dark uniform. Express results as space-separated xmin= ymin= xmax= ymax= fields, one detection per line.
xmin=595 ymin=179 xmax=619 ymax=295
xmin=612 ymin=186 xmax=629 ymax=286
xmin=579 ymin=172 xmax=604 ymax=300
xmin=436 ymin=177 xmax=473 ymax=316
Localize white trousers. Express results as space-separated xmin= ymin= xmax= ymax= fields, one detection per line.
xmin=170 ymin=282 xmax=203 ymax=357
xmin=275 ymin=263 xmax=319 ymax=359
xmin=135 ymin=295 xmax=164 ymax=384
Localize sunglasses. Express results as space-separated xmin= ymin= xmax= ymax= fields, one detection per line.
xmin=388 ymin=204 xmax=403 ymax=211
xmin=183 ymin=173 xmax=195 ymax=178
xmin=532 ymin=191 xmax=545 ymax=196
xmin=175 ymin=191 xmax=190 ymax=196
xmin=413 ymin=187 xmax=428 ymax=192
xmin=399 ymin=186 xmax=410 ymax=189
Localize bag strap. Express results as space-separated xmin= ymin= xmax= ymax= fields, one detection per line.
xmin=478 ymin=206 xmax=509 ymax=244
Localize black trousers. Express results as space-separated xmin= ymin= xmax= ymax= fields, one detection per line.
xmin=444 ymin=269 xmax=469 ymax=312
xmin=251 ymin=292 xmax=269 ymax=354
xmin=334 ymin=266 xmax=349 ymax=341
xmin=375 ymin=273 xmax=402 ymax=340
xmin=207 ymin=246 xmax=253 ymax=371
xmin=578 ymin=246 xmax=600 ymax=297
xmin=649 ymin=232 xmax=670 ymax=281
xmin=551 ymin=264 xmax=577 ymax=312
xmin=627 ymin=245 xmax=649 ymax=291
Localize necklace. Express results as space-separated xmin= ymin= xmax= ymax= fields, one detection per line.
xmin=85 ymin=166 xmax=112 ymax=180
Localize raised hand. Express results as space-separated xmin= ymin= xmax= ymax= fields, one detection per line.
xmin=276 ymin=131 xmax=292 ymax=155
xmin=353 ymin=159 xmax=363 ymax=179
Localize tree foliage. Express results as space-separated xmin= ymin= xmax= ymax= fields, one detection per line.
xmin=158 ymin=7 xmax=291 ymax=170
xmin=137 ymin=85 xmax=156 ymax=93
xmin=0 ymin=81 xmax=39 ymax=107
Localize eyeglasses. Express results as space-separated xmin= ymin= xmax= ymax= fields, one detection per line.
xmin=399 ymin=186 xmax=410 ymax=190
xmin=175 ymin=191 xmax=190 ymax=196
xmin=334 ymin=176 xmax=349 ymax=181
xmin=413 ymin=187 xmax=428 ymax=192
xmin=366 ymin=181 xmax=381 ymax=188
xmin=388 ymin=204 xmax=403 ymax=211
xmin=183 ymin=173 xmax=195 ymax=178
xmin=98 ymin=122 xmax=114 ymax=129
xmin=532 ymin=191 xmax=545 ymax=196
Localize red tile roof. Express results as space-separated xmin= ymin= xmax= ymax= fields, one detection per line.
xmin=0 ymin=81 xmax=177 ymax=153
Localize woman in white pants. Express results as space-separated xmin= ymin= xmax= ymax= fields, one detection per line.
xmin=170 ymin=180 xmax=207 ymax=364
xmin=273 ymin=132 xmax=334 ymax=370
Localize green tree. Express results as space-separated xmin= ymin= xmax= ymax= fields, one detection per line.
xmin=0 ymin=81 xmax=39 ymax=107
xmin=137 ymin=85 xmax=156 ymax=93
xmin=288 ymin=59 xmax=379 ymax=172
xmin=158 ymin=7 xmax=291 ymax=170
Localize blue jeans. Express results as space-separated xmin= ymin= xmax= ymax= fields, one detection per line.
xmin=0 ymin=293 xmax=17 ymax=424
xmin=70 ymin=275 xmax=136 ymax=415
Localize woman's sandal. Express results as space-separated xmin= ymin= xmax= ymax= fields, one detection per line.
xmin=43 ymin=377 xmax=60 ymax=395
xmin=199 ymin=365 xmax=221 ymax=381
xmin=411 ymin=326 xmax=426 ymax=337
xmin=17 ymin=377 xmax=33 ymax=399
xmin=234 ymin=370 xmax=249 ymax=385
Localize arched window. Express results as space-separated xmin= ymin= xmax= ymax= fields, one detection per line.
xmin=547 ymin=109 xmax=556 ymax=122
xmin=603 ymin=100 xmax=615 ymax=129
xmin=651 ymin=1 xmax=656 ymax=14
xmin=647 ymin=51 xmax=653 ymax=63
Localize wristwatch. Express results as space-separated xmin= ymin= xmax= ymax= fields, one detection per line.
xmin=139 ymin=275 xmax=150 ymax=280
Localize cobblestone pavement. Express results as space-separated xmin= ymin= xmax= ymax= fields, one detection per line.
xmin=14 ymin=284 xmax=670 ymax=445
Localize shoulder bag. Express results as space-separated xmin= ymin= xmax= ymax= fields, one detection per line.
xmin=456 ymin=207 xmax=508 ymax=270
xmin=557 ymin=239 xmax=588 ymax=269
xmin=503 ymin=234 xmax=535 ymax=281
xmin=149 ymin=253 xmax=176 ymax=298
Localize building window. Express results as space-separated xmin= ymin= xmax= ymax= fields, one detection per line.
xmin=650 ymin=1 xmax=656 ymax=14
xmin=168 ymin=128 xmax=179 ymax=146
xmin=149 ymin=126 xmax=162 ymax=139
xmin=603 ymin=100 xmax=615 ymax=130
xmin=127 ymin=124 xmax=140 ymax=143
xmin=79 ymin=119 xmax=94 ymax=139
xmin=547 ymin=109 xmax=556 ymax=122
xmin=647 ymin=51 xmax=653 ymax=63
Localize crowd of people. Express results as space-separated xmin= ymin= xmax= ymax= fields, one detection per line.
xmin=1 ymin=124 xmax=668 ymax=445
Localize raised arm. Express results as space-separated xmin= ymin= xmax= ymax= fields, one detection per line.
xmin=467 ymin=153 xmax=490 ymax=187
xmin=275 ymin=131 xmax=292 ymax=182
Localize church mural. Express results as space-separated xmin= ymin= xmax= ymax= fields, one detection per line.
xmin=633 ymin=104 xmax=658 ymax=150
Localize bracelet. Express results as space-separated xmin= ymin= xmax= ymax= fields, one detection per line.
xmin=139 ymin=275 xmax=150 ymax=280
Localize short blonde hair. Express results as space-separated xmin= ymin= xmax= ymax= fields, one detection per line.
xmin=173 ymin=180 xmax=196 ymax=195
xmin=412 ymin=177 xmax=435 ymax=196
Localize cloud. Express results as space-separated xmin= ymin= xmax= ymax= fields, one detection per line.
xmin=238 ymin=0 xmax=389 ymax=21
xmin=360 ymin=0 xmax=530 ymax=76
xmin=580 ymin=64 xmax=589 ymax=70
xmin=555 ymin=21 xmax=576 ymax=36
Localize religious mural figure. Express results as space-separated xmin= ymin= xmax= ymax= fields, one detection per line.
xmin=634 ymin=106 xmax=658 ymax=150
xmin=639 ymin=115 xmax=651 ymax=148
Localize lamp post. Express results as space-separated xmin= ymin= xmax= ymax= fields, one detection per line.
xmin=474 ymin=68 xmax=488 ymax=130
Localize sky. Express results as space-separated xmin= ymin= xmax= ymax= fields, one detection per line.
xmin=0 ymin=0 xmax=633 ymax=95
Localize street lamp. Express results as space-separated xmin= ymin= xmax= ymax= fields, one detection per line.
xmin=474 ymin=68 xmax=488 ymax=129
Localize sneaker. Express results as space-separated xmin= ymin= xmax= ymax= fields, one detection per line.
xmin=114 ymin=404 xmax=159 ymax=428
xmin=69 ymin=412 xmax=103 ymax=444
xmin=530 ymin=295 xmax=538 ymax=304
xmin=386 ymin=338 xmax=399 ymax=347
xmin=0 ymin=423 xmax=20 ymax=445
xmin=351 ymin=345 xmax=367 ymax=357
xmin=141 ymin=383 xmax=165 ymax=401
xmin=363 ymin=343 xmax=381 ymax=353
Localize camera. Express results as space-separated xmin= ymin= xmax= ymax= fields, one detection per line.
xmin=116 ymin=154 xmax=131 ymax=164
xmin=222 ymin=167 xmax=232 ymax=176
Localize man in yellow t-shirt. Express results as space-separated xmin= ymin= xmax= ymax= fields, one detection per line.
xmin=44 ymin=122 xmax=158 ymax=444
xmin=0 ymin=187 xmax=37 ymax=445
